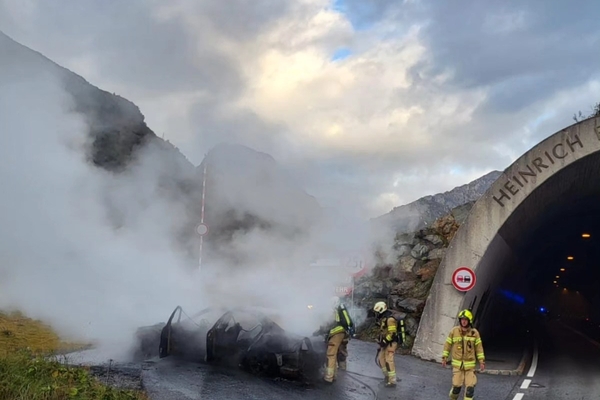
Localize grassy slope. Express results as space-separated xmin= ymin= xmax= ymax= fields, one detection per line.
xmin=0 ymin=311 xmax=148 ymax=400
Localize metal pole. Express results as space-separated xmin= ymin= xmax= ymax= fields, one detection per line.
xmin=199 ymin=162 xmax=207 ymax=271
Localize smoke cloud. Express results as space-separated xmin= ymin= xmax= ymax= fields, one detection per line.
xmin=0 ymin=70 xmax=204 ymax=348
xmin=0 ymin=60 xmax=382 ymax=358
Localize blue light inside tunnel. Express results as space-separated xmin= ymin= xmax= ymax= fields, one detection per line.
xmin=539 ymin=307 xmax=546 ymax=313
xmin=500 ymin=289 xmax=525 ymax=304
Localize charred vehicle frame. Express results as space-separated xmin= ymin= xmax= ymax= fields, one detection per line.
xmin=135 ymin=305 xmax=327 ymax=381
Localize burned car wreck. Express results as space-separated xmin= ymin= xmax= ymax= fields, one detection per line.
xmin=135 ymin=306 xmax=327 ymax=381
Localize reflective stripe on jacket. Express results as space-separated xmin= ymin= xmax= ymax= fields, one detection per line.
xmin=377 ymin=311 xmax=406 ymax=344
xmin=441 ymin=326 xmax=485 ymax=369
xmin=329 ymin=304 xmax=353 ymax=336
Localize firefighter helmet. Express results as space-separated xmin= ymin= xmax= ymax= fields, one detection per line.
xmin=458 ymin=309 xmax=473 ymax=324
xmin=373 ymin=301 xmax=387 ymax=314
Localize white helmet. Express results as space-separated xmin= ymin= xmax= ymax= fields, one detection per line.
xmin=331 ymin=296 xmax=341 ymax=309
xmin=373 ymin=301 xmax=387 ymax=314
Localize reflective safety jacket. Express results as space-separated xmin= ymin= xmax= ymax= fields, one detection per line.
xmin=377 ymin=310 xmax=406 ymax=345
xmin=442 ymin=326 xmax=485 ymax=369
xmin=329 ymin=304 xmax=354 ymax=337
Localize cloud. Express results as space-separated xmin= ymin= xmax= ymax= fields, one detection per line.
xmin=1 ymin=0 xmax=600 ymax=218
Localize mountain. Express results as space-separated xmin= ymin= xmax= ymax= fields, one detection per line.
xmin=372 ymin=170 xmax=502 ymax=233
xmin=0 ymin=30 xmax=194 ymax=174
xmin=1 ymin=29 xmax=202 ymax=258
xmin=1 ymin=30 xmax=321 ymax=267
xmin=197 ymin=143 xmax=323 ymax=266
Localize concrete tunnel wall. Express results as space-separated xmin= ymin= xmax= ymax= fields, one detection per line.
xmin=411 ymin=116 xmax=600 ymax=362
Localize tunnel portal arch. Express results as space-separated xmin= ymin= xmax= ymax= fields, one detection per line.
xmin=412 ymin=116 xmax=600 ymax=362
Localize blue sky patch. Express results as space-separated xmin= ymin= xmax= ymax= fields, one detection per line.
xmin=332 ymin=47 xmax=352 ymax=61
xmin=332 ymin=0 xmax=378 ymax=31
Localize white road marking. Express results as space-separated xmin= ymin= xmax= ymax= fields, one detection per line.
xmin=513 ymin=393 xmax=524 ymax=400
xmin=520 ymin=379 xmax=531 ymax=389
xmin=526 ymin=341 xmax=539 ymax=378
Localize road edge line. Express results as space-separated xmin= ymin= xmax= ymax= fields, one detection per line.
xmin=525 ymin=341 xmax=538 ymax=378
xmin=478 ymin=346 xmax=530 ymax=376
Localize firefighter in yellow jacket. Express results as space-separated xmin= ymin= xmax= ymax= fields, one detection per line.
xmin=314 ymin=296 xmax=354 ymax=383
xmin=441 ymin=309 xmax=485 ymax=400
xmin=373 ymin=301 xmax=406 ymax=387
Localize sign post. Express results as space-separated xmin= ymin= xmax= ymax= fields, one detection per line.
xmin=451 ymin=267 xmax=476 ymax=292
xmin=197 ymin=161 xmax=208 ymax=272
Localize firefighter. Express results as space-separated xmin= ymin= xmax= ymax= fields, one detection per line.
xmin=441 ymin=309 xmax=485 ymax=400
xmin=373 ymin=301 xmax=406 ymax=387
xmin=315 ymin=296 xmax=354 ymax=383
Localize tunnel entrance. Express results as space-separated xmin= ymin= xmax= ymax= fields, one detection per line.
xmin=471 ymin=150 xmax=600 ymax=347
xmin=412 ymin=116 xmax=600 ymax=362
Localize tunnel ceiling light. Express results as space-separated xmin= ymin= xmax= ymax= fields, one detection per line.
xmin=553 ymin=281 xmax=557 ymax=284
xmin=582 ymin=233 xmax=591 ymax=238
xmin=556 ymin=275 xmax=560 ymax=278
xmin=567 ymin=256 xmax=574 ymax=260
xmin=560 ymin=268 xmax=565 ymax=271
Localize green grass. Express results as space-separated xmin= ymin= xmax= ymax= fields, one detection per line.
xmin=0 ymin=311 xmax=148 ymax=400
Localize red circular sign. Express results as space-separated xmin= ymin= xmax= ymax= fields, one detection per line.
xmin=452 ymin=267 xmax=476 ymax=291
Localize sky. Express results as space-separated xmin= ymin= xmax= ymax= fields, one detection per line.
xmin=1 ymin=0 xmax=599 ymax=218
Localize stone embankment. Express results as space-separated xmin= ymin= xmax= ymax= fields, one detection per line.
xmin=354 ymin=202 xmax=473 ymax=353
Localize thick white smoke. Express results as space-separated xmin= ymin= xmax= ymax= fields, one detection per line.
xmin=0 ymin=70 xmax=206 ymax=350
xmin=0 ymin=64 xmax=378 ymax=357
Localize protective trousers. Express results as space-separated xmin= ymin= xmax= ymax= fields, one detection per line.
xmin=377 ymin=342 xmax=398 ymax=385
xmin=337 ymin=334 xmax=349 ymax=370
xmin=449 ymin=367 xmax=477 ymax=400
xmin=324 ymin=332 xmax=345 ymax=382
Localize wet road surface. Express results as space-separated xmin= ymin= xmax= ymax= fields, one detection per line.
xmin=68 ymin=339 xmax=522 ymax=399
xmin=140 ymin=340 xmax=522 ymax=400
xmin=506 ymin=320 xmax=600 ymax=400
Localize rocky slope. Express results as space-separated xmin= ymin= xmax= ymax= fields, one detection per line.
xmin=354 ymin=202 xmax=474 ymax=352
xmin=372 ymin=170 xmax=501 ymax=234
xmin=1 ymin=30 xmax=321 ymax=267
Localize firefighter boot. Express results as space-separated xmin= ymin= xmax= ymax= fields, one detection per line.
xmin=449 ymin=386 xmax=461 ymax=400
xmin=323 ymin=367 xmax=335 ymax=383
xmin=384 ymin=363 xmax=397 ymax=387
xmin=464 ymin=386 xmax=474 ymax=400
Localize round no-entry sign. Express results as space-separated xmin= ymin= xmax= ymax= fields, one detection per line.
xmin=452 ymin=267 xmax=476 ymax=292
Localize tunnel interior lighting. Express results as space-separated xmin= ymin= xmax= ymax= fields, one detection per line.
xmin=555 ymin=275 xmax=560 ymax=278
xmin=553 ymin=280 xmax=557 ymax=284
xmin=582 ymin=233 xmax=591 ymax=238
xmin=560 ymin=268 xmax=565 ymax=271
xmin=567 ymin=256 xmax=574 ymax=260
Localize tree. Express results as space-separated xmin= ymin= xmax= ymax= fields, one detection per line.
xmin=573 ymin=101 xmax=600 ymax=122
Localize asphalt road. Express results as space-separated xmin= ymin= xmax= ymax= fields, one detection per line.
xmin=69 ymin=339 xmax=522 ymax=399
xmin=506 ymin=319 xmax=600 ymax=400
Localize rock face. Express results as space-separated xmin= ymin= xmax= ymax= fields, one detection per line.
xmin=1 ymin=31 xmax=322 ymax=267
xmin=197 ymin=144 xmax=323 ymax=267
xmin=371 ymin=170 xmax=500 ymax=234
xmin=1 ymin=30 xmax=201 ymax=259
xmin=1 ymin=30 xmax=193 ymax=174
xmin=354 ymin=203 xmax=471 ymax=353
